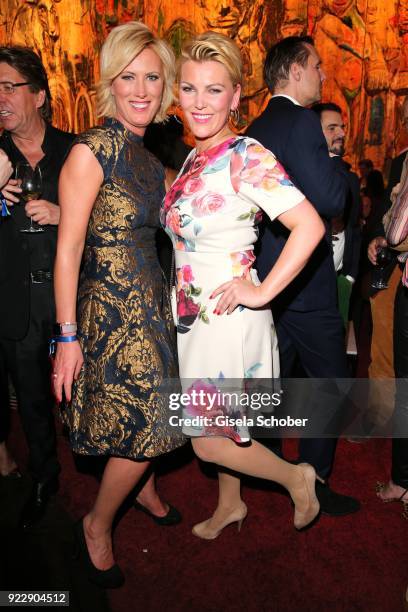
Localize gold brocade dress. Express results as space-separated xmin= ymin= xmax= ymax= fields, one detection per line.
xmin=62 ymin=118 xmax=184 ymax=459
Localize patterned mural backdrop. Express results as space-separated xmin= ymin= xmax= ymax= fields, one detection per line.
xmin=0 ymin=0 xmax=407 ymax=172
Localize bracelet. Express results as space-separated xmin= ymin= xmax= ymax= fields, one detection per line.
xmin=49 ymin=334 xmax=78 ymax=356
xmin=53 ymin=322 xmax=77 ymax=335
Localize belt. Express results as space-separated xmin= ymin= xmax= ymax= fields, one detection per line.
xmin=30 ymin=269 xmax=52 ymax=283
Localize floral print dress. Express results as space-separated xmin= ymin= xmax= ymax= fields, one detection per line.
xmin=161 ymin=136 xmax=305 ymax=442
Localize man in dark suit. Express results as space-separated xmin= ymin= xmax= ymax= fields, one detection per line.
xmin=248 ymin=36 xmax=359 ymax=515
xmin=311 ymin=102 xmax=361 ymax=327
xmin=0 ymin=47 xmax=75 ymax=528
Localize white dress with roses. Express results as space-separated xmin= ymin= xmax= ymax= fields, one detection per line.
xmin=162 ymin=136 xmax=305 ymax=443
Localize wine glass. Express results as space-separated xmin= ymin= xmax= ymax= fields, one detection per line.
xmin=15 ymin=162 xmax=44 ymax=233
xmin=371 ymin=246 xmax=395 ymax=290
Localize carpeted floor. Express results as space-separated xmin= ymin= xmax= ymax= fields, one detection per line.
xmin=2 ymin=410 xmax=408 ymax=612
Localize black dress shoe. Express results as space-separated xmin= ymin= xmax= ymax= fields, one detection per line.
xmin=134 ymin=500 xmax=182 ymax=525
xmin=73 ymin=520 xmax=124 ymax=589
xmin=20 ymin=478 xmax=59 ymax=529
xmin=315 ymin=480 xmax=360 ymax=516
xmin=0 ymin=467 xmax=22 ymax=479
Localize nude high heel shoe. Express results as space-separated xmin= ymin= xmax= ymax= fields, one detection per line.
xmin=293 ymin=463 xmax=321 ymax=530
xmin=192 ymin=502 xmax=247 ymax=540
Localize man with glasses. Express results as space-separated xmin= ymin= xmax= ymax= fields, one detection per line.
xmin=0 ymin=46 xmax=74 ymax=528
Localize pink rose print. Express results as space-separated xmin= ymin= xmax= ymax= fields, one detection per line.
xmin=166 ymin=206 xmax=181 ymax=235
xmin=238 ymin=145 xmax=280 ymax=187
xmin=176 ymin=265 xmax=209 ymax=333
xmin=205 ymin=138 xmax=235 ymax=163
xmin=231 ymin=141 xmax=294 ymax=194
xmin=184 ymin=176 xmax=204 ymax=195
xmin=178 ymin=288 xmax=200 ymax=319
xmin=183 ymin=379 xmax=245 ymax=443
xmin=163 ymin=152 xmax=208 ymax=214
xmin=245 ymin=143 xmax=275 ymax=162
xmin=204 ymin=419 xmax=243 ymax=444
xmin=230 ymin=148 xmax=245 ymax=193
xmin=190 ymin=154 xmax=208 ymax=175
xmin=184 ymin=379 xmax=222 ymax=416
xmin=192 ymin=192 xmax=226 ymax=217
xmin=182 ymin=265 xmax=194 ymax=284
xmin=230 ymin=250 xmax=255 ymax=278
xmin=163 ymin=139 xmax=235 ymax=216
xmin=164 ymin=180 xmax=184 ymax=212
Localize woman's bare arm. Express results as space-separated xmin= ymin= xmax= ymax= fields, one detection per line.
xmin=52 ymin=144 xmax=103 ymax=401
xmin=212 ymin=199 xmax=325 ymax=314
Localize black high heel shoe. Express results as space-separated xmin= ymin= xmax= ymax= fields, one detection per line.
xmin=134 ymin=500 xmax=182 ymax=526
xmin=73 ymin=519 xmax=124 ymax=589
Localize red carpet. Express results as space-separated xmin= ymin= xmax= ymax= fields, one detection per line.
xmin=8 ymin=415 xmax=408 ymax=612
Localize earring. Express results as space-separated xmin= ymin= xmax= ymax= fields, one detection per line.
xmin=229 ymin=107 xmax=240 ymax=126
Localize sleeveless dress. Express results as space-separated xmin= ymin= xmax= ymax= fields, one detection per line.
xmin=161 ymin=136 xmax=305 ymax=442
xmin=62 ymin=118 xmax=185 ymax=459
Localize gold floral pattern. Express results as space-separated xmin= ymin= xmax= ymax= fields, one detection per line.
xmin=62 ymin=119 xmax=185 ymax=459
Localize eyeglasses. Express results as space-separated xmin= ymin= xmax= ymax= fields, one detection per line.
xmin=0 ymin=81 xmax=31 ymax=95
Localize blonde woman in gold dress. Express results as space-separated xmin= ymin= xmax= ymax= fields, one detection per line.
xmin=52 ymin=22 xmax=185 ymax=588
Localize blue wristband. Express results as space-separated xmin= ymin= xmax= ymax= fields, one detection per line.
xmin=49 ymin=334 xmax=78 ymax=356
xmin=1 ymin=194 xmax=10 ymax=217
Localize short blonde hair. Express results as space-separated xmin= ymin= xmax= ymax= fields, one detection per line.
xmin=178 ymin=31 xmax=242 ymax=87
xmin=97 ymin=21 xmax=175 ymax=123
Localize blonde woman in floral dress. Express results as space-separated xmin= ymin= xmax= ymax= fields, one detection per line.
xmin=162 ymin=32 xmax=326 ymax=539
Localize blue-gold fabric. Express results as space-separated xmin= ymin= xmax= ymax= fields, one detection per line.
xmin=62 ymin=119 xmax=184 ymax=459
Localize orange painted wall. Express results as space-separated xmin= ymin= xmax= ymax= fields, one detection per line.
xmin=0 ymin=0 xmax=407 ymax=172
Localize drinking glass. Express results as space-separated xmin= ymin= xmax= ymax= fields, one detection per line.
xmin=15 ymin=162 xmax=43 ymax=233
xmin=371 ymin=246 xmax=395 ymax=290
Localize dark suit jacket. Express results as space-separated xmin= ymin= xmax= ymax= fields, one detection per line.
xmin=0 ymin=124 xmax=74 ymax=340
xmin=341 ymin=164 xmax=361 ymax=280
xmin=247 ymin=96 xmax=348 ymax=312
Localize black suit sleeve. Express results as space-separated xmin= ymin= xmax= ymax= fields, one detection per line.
xmin=284 ymin=111 xmax=348 ymax=219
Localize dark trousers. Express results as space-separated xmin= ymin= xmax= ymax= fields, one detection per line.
xmin=392 ymin=284 xmax=408 ymax=488
xmin=0 ymin=349 xmax=10 ymax=442
xmin=275 ymin=306 xmax=349 ymax=479
xmin=0 ymin=282 xmax=59 ymax=483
